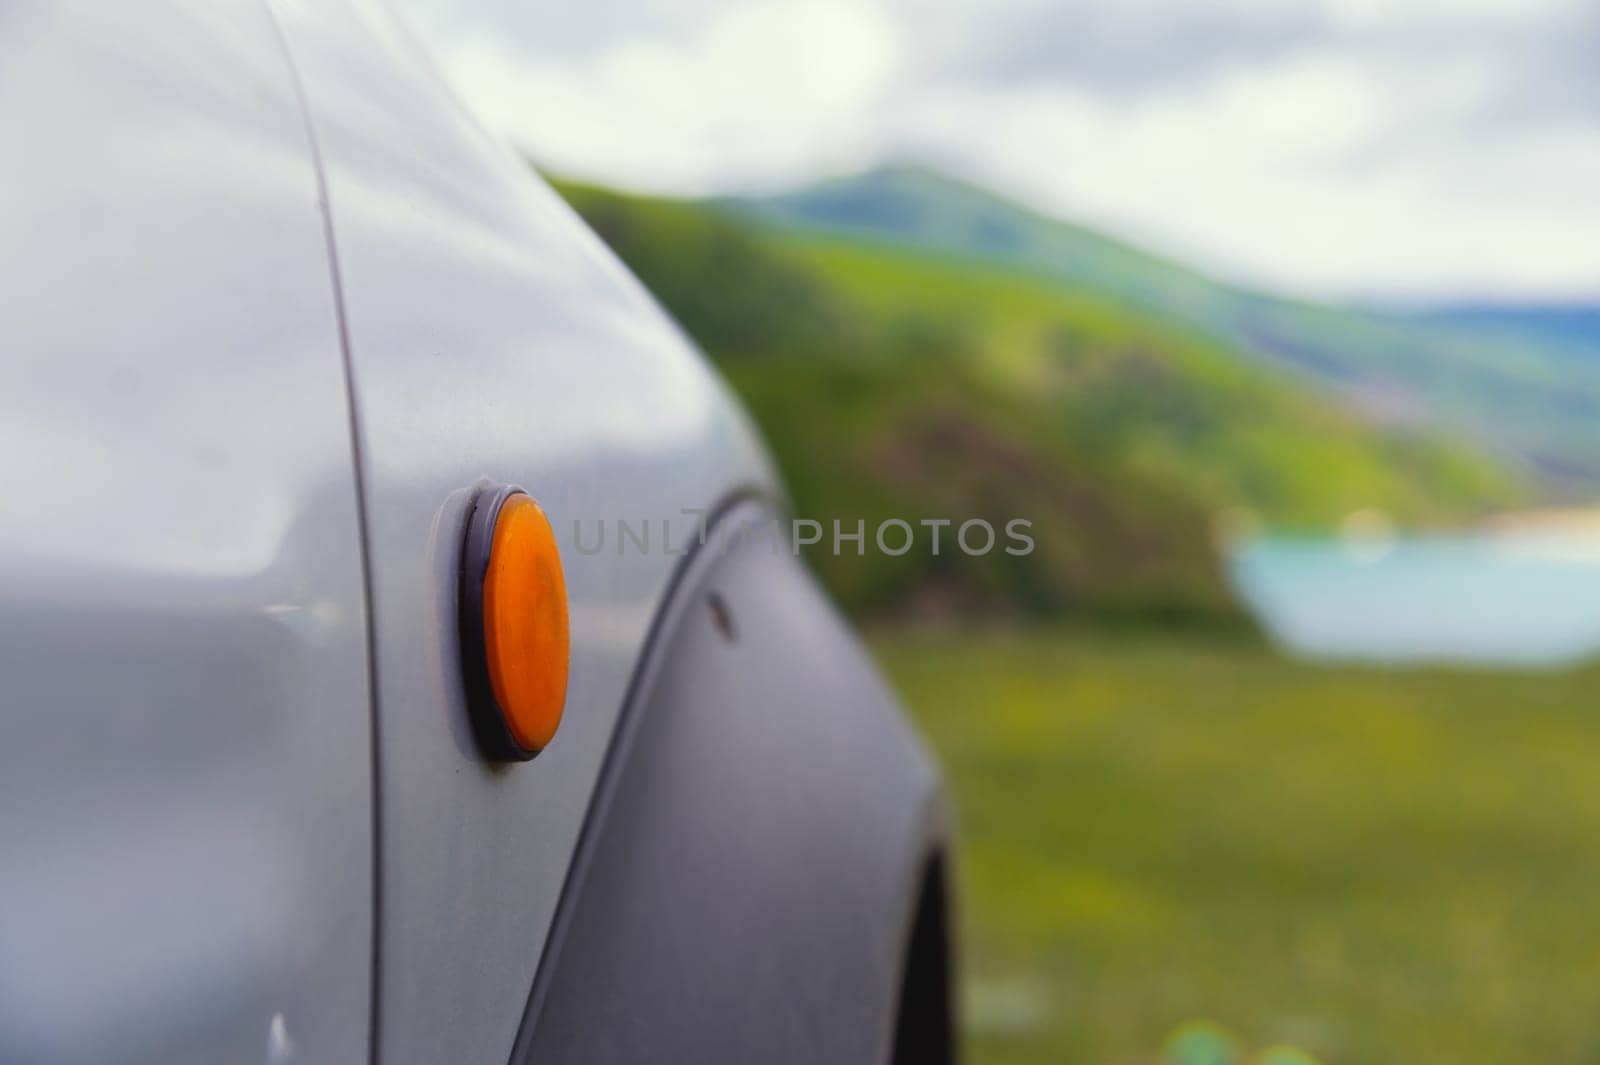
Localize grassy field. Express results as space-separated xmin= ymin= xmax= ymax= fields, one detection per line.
xmin=872 ymin=628 xmax=1600 ymax=1065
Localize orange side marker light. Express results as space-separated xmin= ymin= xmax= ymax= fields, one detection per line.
xmin=460 ymin=486 xmax=569 ymax=761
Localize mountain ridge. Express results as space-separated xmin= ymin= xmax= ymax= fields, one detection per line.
xmin=723 ymin=164 xmax=1600 ymax=492
xmin=553 ymin=173 xmax=1526 ymax=623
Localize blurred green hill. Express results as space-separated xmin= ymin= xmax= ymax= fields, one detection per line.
xmin=553 ymin=174 xmax=1524 ymax=624
xmin=731 ymin=165 xmax=1600 ymax=490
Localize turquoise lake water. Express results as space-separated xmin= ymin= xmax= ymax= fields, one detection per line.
xmin=1229 ymin=533 xmax=1600 ymax=667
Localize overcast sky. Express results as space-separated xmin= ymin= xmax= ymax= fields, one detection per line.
xmin=395 ymin=0 xmax=1599 ymax=301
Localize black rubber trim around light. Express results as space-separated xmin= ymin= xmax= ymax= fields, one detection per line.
xmin=459 ymin=483 xmax=540 ymax=763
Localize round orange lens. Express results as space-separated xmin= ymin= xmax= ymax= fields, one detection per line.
xmin=480 ymin=494 xmax=569 ymax=752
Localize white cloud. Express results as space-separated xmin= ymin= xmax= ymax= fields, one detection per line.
xmin=895 ymin=46 xmax=1600 ymax=298
xmin=404 ymin=0 xmax=1600 ymax=299
xmin=439 ymin=1 xmax=902 ymax=192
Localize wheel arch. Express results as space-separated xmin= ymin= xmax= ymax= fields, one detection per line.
xmin=511 ymin=498 xmax=950 ymax=1064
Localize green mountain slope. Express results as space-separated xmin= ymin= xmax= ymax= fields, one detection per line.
xmin=723 ymin=165 xmax=1222 ymax=321
xmin=732 ymin=165 xmax=1600 ymax=490
xmin=553 ymin=177 xmax=1522 ymax=624
xmin=768 ymin=234 xmax=1520 ymax=527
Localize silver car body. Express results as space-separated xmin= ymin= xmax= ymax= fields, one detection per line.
xmin=0 ymin=2 xmax=948 ymax=1062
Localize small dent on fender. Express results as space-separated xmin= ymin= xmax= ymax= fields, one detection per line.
xmin=706 ymin=591 xmax=737 ymax=644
